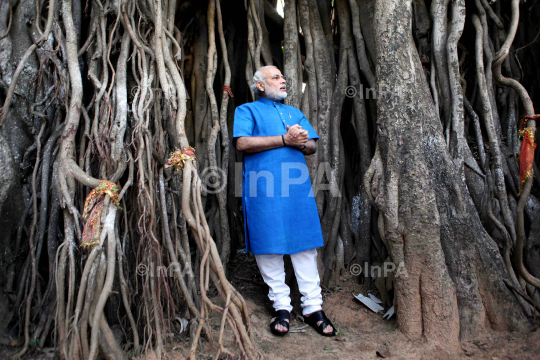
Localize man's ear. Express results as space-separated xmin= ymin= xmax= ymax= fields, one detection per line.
xmin=257 ymin=82 xmax=264 ymax=92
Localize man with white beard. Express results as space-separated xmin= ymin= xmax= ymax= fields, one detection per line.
xmin=232 ymin=66 xmax=336 ymax=336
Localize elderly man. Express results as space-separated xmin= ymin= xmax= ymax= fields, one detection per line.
xmin=232 ymin=66 xmax=335 ymax=336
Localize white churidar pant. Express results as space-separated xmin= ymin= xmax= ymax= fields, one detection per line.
xmin=254 ymin=248 xmax=323 ymax=315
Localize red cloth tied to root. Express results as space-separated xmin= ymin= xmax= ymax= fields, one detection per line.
xmin=519 ymin=127 xmax=536 ymax=194
xmin=165 ymin=147 xmax=196 ymax=173
xmin=81 ymin=180 xmax=121 ymax=249
xmin=223 ymin=86 xmax=234 ymax=98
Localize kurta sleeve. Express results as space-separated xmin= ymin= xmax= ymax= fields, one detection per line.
xmin=298 ymin=112 xmax=319 ymax=141
xmin=232 ymin=105 xmax=255 ymax=148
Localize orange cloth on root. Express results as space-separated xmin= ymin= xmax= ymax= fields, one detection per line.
xmin=81 ymin=180 xmax=121 ymax=249
xmin=165 ymin=147 xmax=196 ymax=173
xmin=81 ymin=198 xmax=105 ymax=249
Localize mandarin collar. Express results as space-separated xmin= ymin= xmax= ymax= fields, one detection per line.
xmin=257 ymin=96 xmax=282 ymax=106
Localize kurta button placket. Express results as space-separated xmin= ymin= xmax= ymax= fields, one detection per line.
xmin=275 ymin=104 xmax=286 ymax=126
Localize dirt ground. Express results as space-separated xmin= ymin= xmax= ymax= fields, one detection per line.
xmin=3 ymin=252 xmax=540 ymax=360
xmin=184 ymin=253 xmax=540 ymax=360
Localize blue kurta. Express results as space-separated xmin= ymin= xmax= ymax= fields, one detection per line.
xmin=232 ymin=96 xmax=324 ymax=255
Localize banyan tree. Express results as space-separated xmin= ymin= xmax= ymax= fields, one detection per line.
xmin=0 ymin=0 xmax=539 ymax=358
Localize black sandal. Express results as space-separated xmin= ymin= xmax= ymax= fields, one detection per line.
xmin=304 ymin=310 xmax=336 ymax=337
xmin=270 ymin=310 xmax=290 ymax=336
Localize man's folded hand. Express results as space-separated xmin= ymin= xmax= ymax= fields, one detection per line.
xmin=285 ymin=125 xmax=309 ymax=147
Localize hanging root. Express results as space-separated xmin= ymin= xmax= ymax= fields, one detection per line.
xmin=181 ymin=162 xmax=258 ymax=358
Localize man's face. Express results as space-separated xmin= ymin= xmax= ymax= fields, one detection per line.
xmin=258 ymin=68 xmax=287 ymax=101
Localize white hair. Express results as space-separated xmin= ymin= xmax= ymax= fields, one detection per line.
xmin=251 ymin=65 xmax=278 ymax=95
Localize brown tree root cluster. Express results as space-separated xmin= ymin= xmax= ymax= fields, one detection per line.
xmin=1 ymin=0 xmax=259 ymax=358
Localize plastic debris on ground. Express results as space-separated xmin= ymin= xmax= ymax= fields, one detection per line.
xmin=353 ymin=293 xmax=385 ymax=313
xmin=383 ymin=305 xmax=394 ymax=320
xmin=368 ymin=293 xmax=383 ymax=304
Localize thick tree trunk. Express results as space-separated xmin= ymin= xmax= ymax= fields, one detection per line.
xmin=369 ymin=0 xmax=530 ymax=348
xmin=371 ymin=0 xmax=460 ymax=349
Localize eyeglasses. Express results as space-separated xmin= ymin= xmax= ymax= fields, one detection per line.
xmin=267 ymin=74 xmax=287 ymax=81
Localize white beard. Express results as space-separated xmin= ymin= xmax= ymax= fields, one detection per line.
xmin=264 ymin=88 xmax=287 ymax=101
